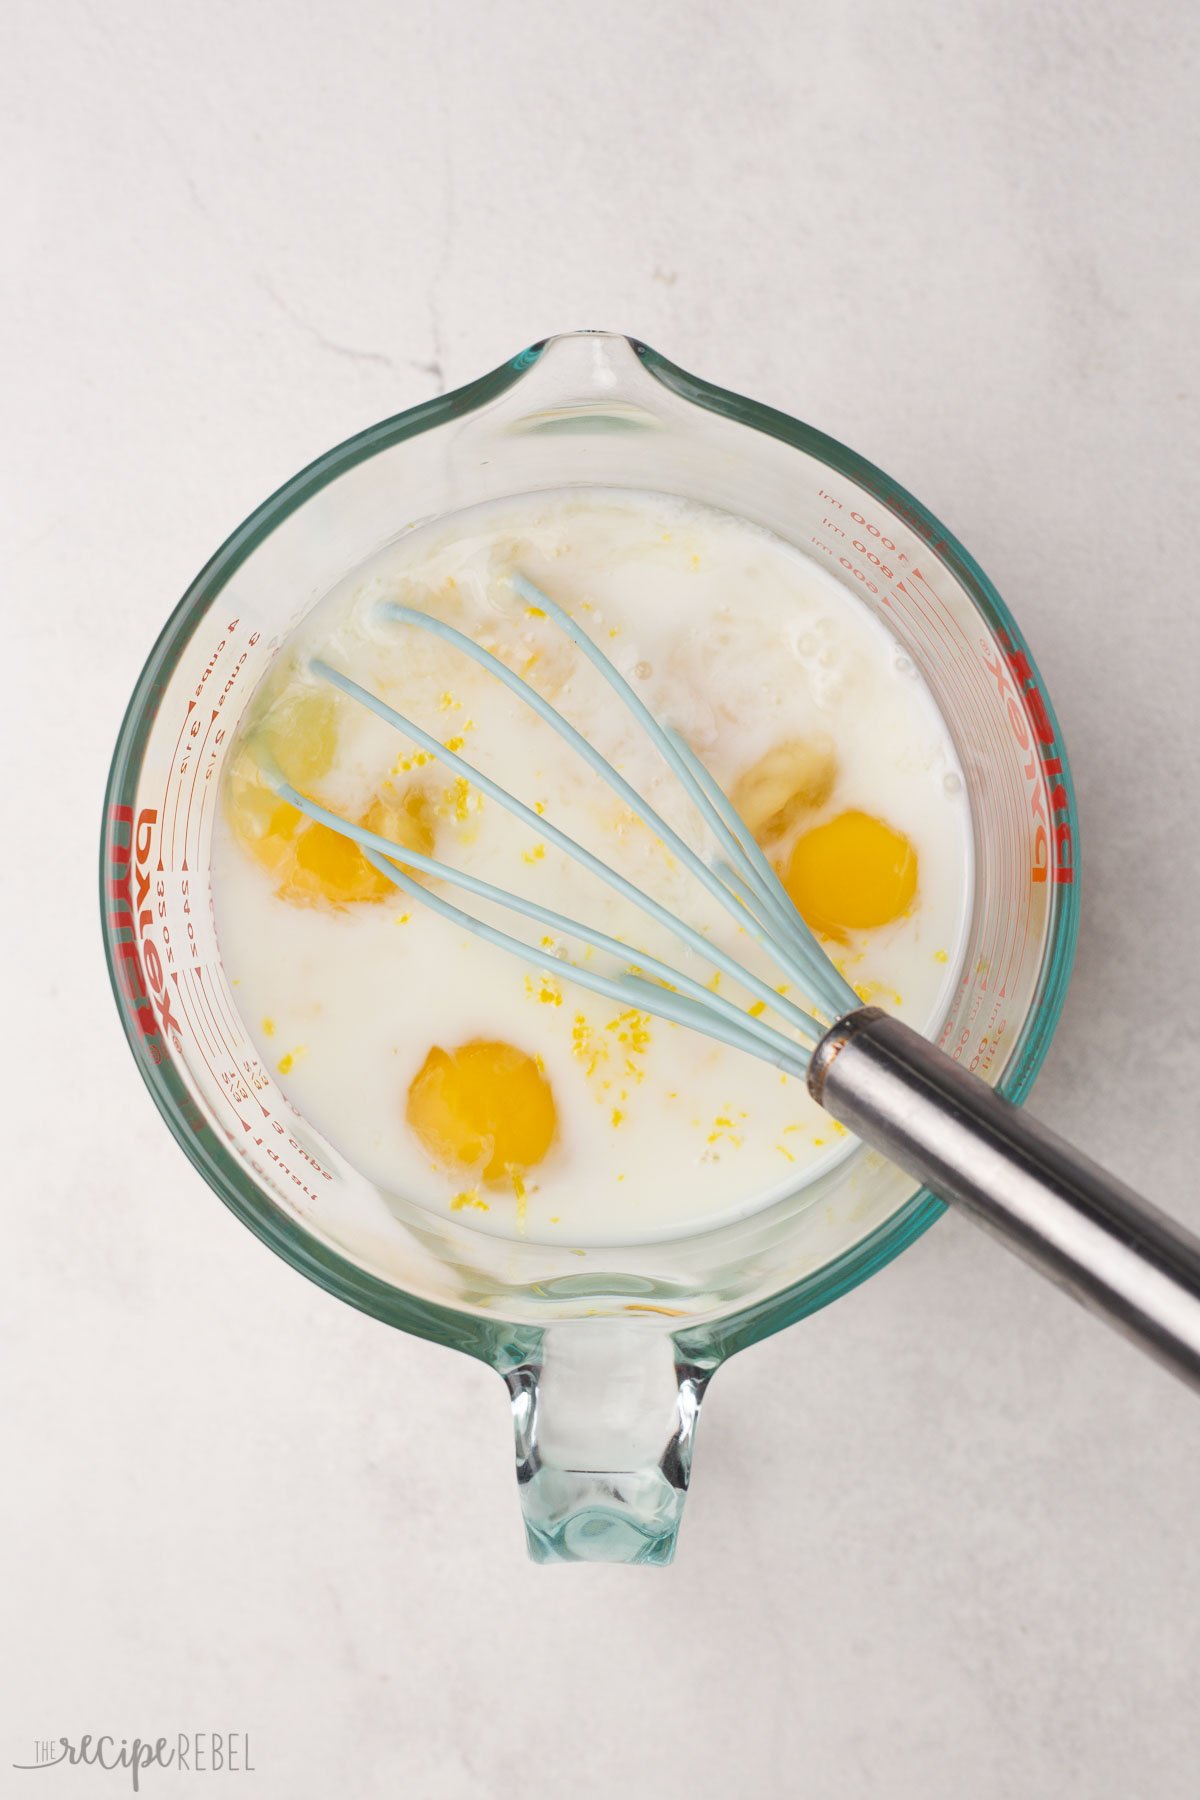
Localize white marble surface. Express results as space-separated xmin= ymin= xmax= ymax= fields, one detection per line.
xmin=5 ymin=1 xmax=1200 ymax=1794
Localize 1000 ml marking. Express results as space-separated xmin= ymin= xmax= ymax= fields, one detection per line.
xmin=812 ymin=489 xmax=914 ymax=595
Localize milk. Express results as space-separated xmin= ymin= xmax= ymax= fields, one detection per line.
xmin=212 ymin=489 xmax=973 ymax=1246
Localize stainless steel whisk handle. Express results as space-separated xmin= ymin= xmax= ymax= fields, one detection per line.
xmin=809 ymin=1008 xmax=1200 ymax=1393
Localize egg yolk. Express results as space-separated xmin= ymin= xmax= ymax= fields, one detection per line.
xmin=226 ymin=689 xmax=433 ymax=907
xmin=783 ymin=808 xmax=918 ymax=937
xmin=406 ymin=1040 xmax=558 ymax=1184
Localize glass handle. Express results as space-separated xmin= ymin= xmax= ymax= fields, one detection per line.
xmin=503 ymin=1322 xmax=711 ymax=1566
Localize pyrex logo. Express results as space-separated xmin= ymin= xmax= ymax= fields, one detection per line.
xmin=982 ymin=633 xmax=1074 ymax=885
xmin=107 ymin=805 xmax=181 ymax=1055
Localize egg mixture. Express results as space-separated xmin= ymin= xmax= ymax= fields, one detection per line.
xmin=212 ymin=489 xmax=973 ymax=1245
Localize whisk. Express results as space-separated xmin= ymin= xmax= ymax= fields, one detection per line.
xmin=267 ymin=571 xmax=1200 ymax=1392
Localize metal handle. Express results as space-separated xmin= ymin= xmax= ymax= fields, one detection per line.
xmin=809 ymin=1008 xmax=1200 ymax=1392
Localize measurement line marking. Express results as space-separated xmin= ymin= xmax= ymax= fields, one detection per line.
xmin=159 ymin=701 xmax=196 ymax=871
xmin=210 ymin=967 xmax=244 ymax=1046
xmin=170 ymin=731 xmax=194 ymax=868
xmin=898 ymin=573 xmax=1014 ymax=995
xmin=191 ymin=965 xmax=226 ymax=1054
xmin=887 ymin=579 xmax=1005 ymax=1027
xmin=171 ymin=974 xmax=249 ymax=1131
xmin=195 ymin=756 xmax=218 ymax=863
xmin=182 ymin=710 xmax=219 ymax=871
xmin=195 ymin=968 xmax=269 ymax=1116
xmin=910 ymin=567 xmax=1032 ymax=1001
xmin=179 ymin=965 xmax=216 ymax=1059
xmin=903 ymin=570 xmax=1026 ymax=1001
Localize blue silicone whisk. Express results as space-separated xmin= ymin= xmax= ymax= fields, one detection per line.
xmin=265 ymin=572 xmax=1200 ymax=1392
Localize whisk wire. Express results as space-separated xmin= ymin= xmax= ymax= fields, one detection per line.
xmin=663 ymin=725 xmax=859 ymax=1017
xmin=514 ymin=571 xmax=854 ymax=1017
xmin=311 ymin=658 xmax=823 ymax=1017
xmin=264 ymin=759 xmax=824 ymax=1059
xmin=512 ymin=574 xmax=853 ymax=1021
xmin=266 ymin=574 xmax=872 ymax=1079
xmin=510 ymin=574 xmax=817 ymax=950
xmin=376 ymin=601 xmax=826 ymax=1002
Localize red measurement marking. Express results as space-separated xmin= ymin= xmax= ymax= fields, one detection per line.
xmin=906 ymin=569 xmax=1031 ymax=1000
xmin=198 ymin=969 xmax=240 ymax=1060
xmin=195 ymin=752 xmax=218 ymax=861
xmin=182 ymin=710 xmax=219 ymax=870
xmin=899 ymin=576 xmax=1014 ymax=993
xmin=210 ymin=971 xmax=246 ymax=1048
xmin=178 ymin=965 xmax=217 ymax=1059
xmin=191 ymin=965 xmax=226 ymax=1054
xmin=910 ymin=565 xmax=1034 ymax=1000
xmin=158 ymin=702 xmax=195 ymax=872
xmin=171 ymin=973 xmax=249 ymax=1132
xmin=195 ymin=968 xmax=268 ymax=1116
xmin=900 ymin=569 xmax=1021 ymax=990
xmin=990 ymin=629 xmax=1074 ymax=898
xmin=921 ymin=568 xmax=1036 ymax=1008
xmin=886 ymin=577 xmax=1012 ymax=1014
xmin=169 ymin=726 xmax=195 ymax=868
xmin=203 ymin=972 xmax=271 ymax=1108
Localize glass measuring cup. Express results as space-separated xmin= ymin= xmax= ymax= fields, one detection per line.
xmin=101 ymin=332 xmax=1079 ymax=1564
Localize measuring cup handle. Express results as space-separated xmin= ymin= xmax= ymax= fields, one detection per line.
xmin=810 ymin=1008 xmax=1200 ymax=1392
xmin=501 ymin=1321 xmax=710 ymax=1565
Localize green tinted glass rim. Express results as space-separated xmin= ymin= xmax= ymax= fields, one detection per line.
xmin=100 ymin=333 xmax=1080 ymax=1368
